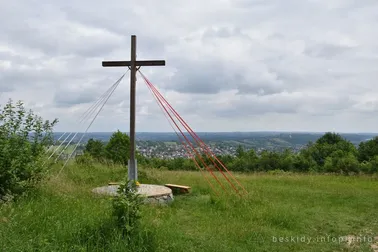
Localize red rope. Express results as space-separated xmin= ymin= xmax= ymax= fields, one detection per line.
xmin=180 ymin=140 xmax=220 ymax=196
xmin=139 ymin=71 xmax=247 ymax=195
xmin=141 ymin=72 xmax=236 ymax=193
xmin=142 ymin=74 xmax=228 ymax=193
xmin=148 ymin=81 xmax=227 ymax=193
xmin=139 ymin=71 xmax=242 ymax=194
xmin=145 ymin=80 xmax=220 ymax=195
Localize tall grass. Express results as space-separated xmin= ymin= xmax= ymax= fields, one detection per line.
xmin=1 ymin=163 xmax=378 ymax=251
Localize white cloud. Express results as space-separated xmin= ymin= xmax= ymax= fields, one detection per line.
xmin=1 ymin=0 xmax=378 ymax=133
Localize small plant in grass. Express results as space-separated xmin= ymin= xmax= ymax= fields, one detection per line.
xmin=112 ymin=179 xmax=144 ymax=240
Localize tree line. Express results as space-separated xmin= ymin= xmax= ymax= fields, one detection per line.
xmin=84 ymin=131 xmax=378 ymax=174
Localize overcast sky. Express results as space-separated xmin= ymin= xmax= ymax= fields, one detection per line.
xmin=1 ymin=0 xmax=378 ymax=133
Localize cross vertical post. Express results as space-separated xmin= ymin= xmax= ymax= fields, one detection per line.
xmin=129 ymin=35 xmax=137 ymax=181
xmin=102 ymin=35 xmax=165 ymax=182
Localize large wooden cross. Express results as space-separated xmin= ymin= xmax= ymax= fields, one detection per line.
xmin=102 ymin=35 xmax=165 ymax=182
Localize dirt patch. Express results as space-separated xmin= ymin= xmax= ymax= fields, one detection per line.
xmin=372 ymin=236 xmax=378 ymax=252
xmin=340 ymin=234 xmax=378 ymax=251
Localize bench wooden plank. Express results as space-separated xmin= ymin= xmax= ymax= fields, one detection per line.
xmin=108 ymin=182 xmax=119 ymax=185
xmin=164 ymin=184 xmax=191 ymax=189
xmin=164 ymin=184 xmax=191 ymax=194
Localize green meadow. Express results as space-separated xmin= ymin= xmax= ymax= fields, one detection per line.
xmin=1 ymin=164 xmax=378 ymax=251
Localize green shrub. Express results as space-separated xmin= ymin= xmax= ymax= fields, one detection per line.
xmin=358 ymin=137 xmax=378 ymax=162
xmin=84 ymin=138 xmax=105 ymax=162
xmin=323 ymin=150 xmax=360 ymax=174
xmin=112 ymin=180 xmax=143 ymax=240
xmin=366 ymin=155 xmax=378 ymax=173
xmin=0 ymin=99 xmax=58 ymax=201
xmin=75 ymin=152 xmax=94 ymax=169
xmin=267 ymin=169 xmax=289 ymax=175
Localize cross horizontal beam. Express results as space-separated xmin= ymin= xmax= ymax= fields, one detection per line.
xmin=102 ymin=60 xmax=165 ymax=67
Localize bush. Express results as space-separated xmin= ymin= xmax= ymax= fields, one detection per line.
xmin=323 ymin=150 xmax=360 ymax=174
xmin=309 ymin=132 xmax=357 ymax=167
xmin=267 ymin=169 xmax=290 ymax=175
xmin=358 ymin=137 xmax=378 ymax=162
xmin=257 ymin=150 xmax=281 ymax=171
xmin=365 ymin=155 xmax=378 ymax=174
xmin=84 ymin=138 xmax=105 ymax=162
xmin=293 ymin=152 xmax=318 ymax=172
xmin=112 ymin=180 xmax=143 ymax=240
xmin=0 ymin=99 xmax=58 ymax=201
xmin=75 ymin=152 xmax=95 ymax=169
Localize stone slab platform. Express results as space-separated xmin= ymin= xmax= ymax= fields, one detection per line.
xmin=92 ymin=184 xmax=173 ymax=204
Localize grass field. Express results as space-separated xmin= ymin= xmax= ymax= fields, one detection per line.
xmin=1 ymin=164 xmax=378 ymax=251
xmin=49 ymin=145 xmax=76 ymax=155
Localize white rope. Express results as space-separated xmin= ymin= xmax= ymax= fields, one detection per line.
xmin=57 ymin=72 xmax=126 ymax=174
xmin=45 ymin=132 xmax=68 ymax=154
xmin=46 ymin=74 xmax=125 ymax=163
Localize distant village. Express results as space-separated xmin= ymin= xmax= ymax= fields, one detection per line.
xmin=136 ymin=141 xmax=238 ymax=159
xmin=134 ymin=141 xmax=306 ymax=159
xmin=56 ymin=139 xmax=308 ymax=160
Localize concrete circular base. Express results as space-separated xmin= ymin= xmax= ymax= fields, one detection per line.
xmin=92 ymin=184 xmax=173 ymax=204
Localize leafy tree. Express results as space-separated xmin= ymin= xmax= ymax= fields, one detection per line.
xmin=257 ymin=150 xmax=281 ymax=171
xmin=149 ymin=157 xmax=168 ymax=169
xmin=105 ymin=130 xmax=131 ymax=166
xmin=359 ymin=155 xmax=378 ymax=174
xmin=229 ymin=149 xmax=259 ymax=172
xmin=229 ymin=157 xmax=248 ymax=172
xmin=308 ymin=132 xmax=357 ymax=167
xmin=367 ymin=156 xmax=378 ymax=173
xmin=217 ymin=154 xmax=233 ymax=167
xmin=135 ymin=151 xmax=148 ymax=165
xmin=182 ymin=158 xmax=196 ymax=170
xmin=359 ymin=160 xmax=372 ymax=174
xmin=167 ymin=157 xmax=184 ymax=170
xmin=316 ymin=132 xmax=345 ymax=145
xmin=279 ymin=149 xmax=295 ymax=171
xmin=193 ymin=153 xmax=212 ymax=166
xmin=358 ymin=137 xmax=378 ymax=162
xmin=236 ymin=145 xmax=245 ymax=158
xmin=323 ymin=150 xmax=360 ymax=174
xmin=85 ymin=138 xmax=105 ymax=161
xmin=293 ymin=149 xmax=318 ymax=172
xmin=0 ymin=99 xmax=58 ymax=200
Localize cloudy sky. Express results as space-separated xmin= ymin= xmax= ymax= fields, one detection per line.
xmin=1 ymin=0 xmax=378 ymax=133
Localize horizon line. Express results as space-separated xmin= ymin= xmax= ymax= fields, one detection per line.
xmin=52 ymin=131 xmax=378 ymax=134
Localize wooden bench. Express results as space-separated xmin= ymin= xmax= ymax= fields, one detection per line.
xmin=164 ymin=184 xmax=191 ymax=194
xmin=108 ymin=182 xmax=119 ymax=185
